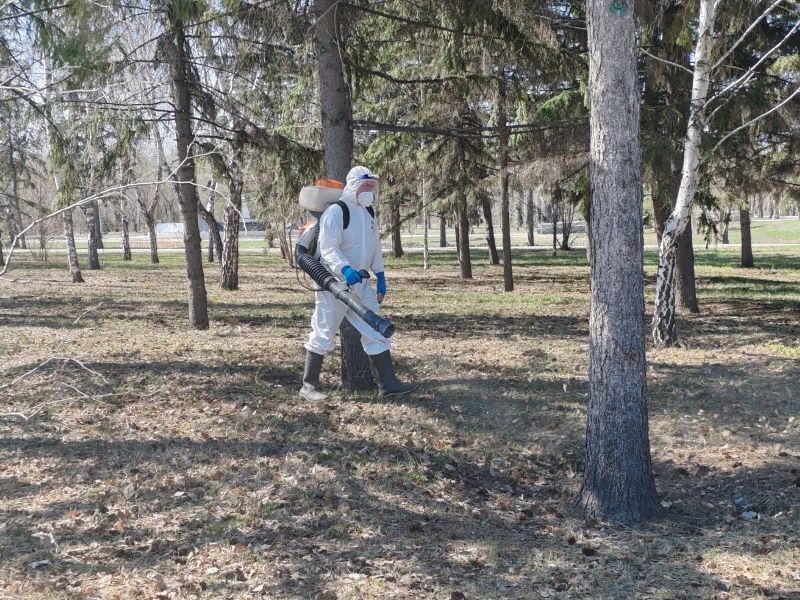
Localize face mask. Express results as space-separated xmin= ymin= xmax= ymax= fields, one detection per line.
xmin=357 ymin=191 xmax=374 ymax=207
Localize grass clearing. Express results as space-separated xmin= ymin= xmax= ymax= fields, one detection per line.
xmin=1 ymin=246 xmax=799 ymax=599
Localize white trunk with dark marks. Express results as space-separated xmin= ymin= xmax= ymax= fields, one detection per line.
xmin=62 ymin=207 xmax=84 ymax=283
xmin=85 ymin=200 xmax=101 ymax=270
xmin=121 ymin=217 xmax=132 ymax=261
xmin=578 ymin=0 xmax=659 ymax=523
xmin=221 ymin=155 xmax=244 ymax=290
xmin=207 ymin=180 xmax=218 ymax=262
xmin=653 ymin=0 xmax=716 ymax=347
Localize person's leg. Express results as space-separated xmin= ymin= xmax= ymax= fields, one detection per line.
xmin=345 ymin=283 xmax=417 ymax=397
xmin=301 ymin=292 xmax=347 ymax=401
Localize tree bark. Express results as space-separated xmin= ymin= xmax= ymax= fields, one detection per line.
xmin=719 ymin=204 xmax=731 ymax=244
xmin=85 ymin=200 xmax=101 ymax=270
xmin=316 ymin=0 xmax=353 ymax=181
xmin=197 ymin=202 xmax=222 ymax=263
xmin=498 ymin=70 xmax=513 ymax=291
xmin=653 ymin=0 xmax=716 ymax=347
xmin=457 ymin=197 xmax=472 ymax=279
xmin=93 ymin=201 xmax=104 ymax=249
xmin=0 ymin=232 xmax=4 ymax=266
xmin=207 ymin=180 xmax=218 ymax=262
xmin=62 ymin=208 xmax=84 ymax=283
xmin=740 ymin=207 xmax=754 ymax=267
xmin=439 ymin=215 xmax=447 ymax=247
xmin=221 ymin=153 xmax=244 ymax=290
xmin=121 ymin=217 xmax=132 ymax=261
xmin=165 ymin=18 xmax=209 ymax=330
xmin=316 ymin=0 xmax=372 ymax=391
xmin=391 ymin=195 xmax=404 ymax=258
xmin=526 ymin=189 xmax=535 ymax=246
xmin=675 ymin=218 xmax=699 ymax=313
xmin=481 ymin=198 xmax=499 ymax=265
xmin=578 ymin=0 xmax=659 ymax=523
xmin=6 ymin=138 xmax=26 ymax=249
xmin=422 ymin=175 xmax=429 ymax=270
xmin=551 ymin=199 xmax=558 ymax=257
xmin=145 ymin=213 xmax=160 ymax=264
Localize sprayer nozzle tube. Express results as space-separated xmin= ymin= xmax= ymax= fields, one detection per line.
xmin=295 ymin=253 xmax=395 ymax=339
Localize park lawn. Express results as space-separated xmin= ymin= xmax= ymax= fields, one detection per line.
xmin=66 ymin=216 xmax=799 ymax=252
xmin=1 ymin=247 xmax=798 ymax=599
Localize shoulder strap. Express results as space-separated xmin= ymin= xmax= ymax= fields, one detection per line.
xmin=335 ymin=200 xmax=350 ymax=229
xmin=333 ymin=201 xmax=373 ymax=228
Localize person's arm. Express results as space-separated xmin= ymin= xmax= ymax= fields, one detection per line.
xmin=318 ymin=205 xmax=349 ymax=276
xmin=370 ymin=214 xmax=385 ymax=275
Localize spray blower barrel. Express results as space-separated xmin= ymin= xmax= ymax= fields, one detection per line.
xmin=295 ymin=252 xmax=395 ymax=339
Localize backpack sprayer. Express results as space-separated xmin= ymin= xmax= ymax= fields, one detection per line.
xmin=294 ymin=179 xmax=395 ymax=339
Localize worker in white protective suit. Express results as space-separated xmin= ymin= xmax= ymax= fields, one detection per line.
xmin=300 ymin=166 xmax=417 ymax=401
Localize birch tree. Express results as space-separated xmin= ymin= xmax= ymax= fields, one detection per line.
xmin=652 ymin=0 xmax=800 ymax=346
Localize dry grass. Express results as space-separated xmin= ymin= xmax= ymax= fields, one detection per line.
xmin=1 ymin=247 xmax=799 ymax=600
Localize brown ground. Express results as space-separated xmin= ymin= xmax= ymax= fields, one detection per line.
xmin=1 ymin=248 xmax=798 ymax=599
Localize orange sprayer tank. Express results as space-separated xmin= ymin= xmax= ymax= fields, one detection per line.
xmin=298 ymin=179 xmax=344 ymax=213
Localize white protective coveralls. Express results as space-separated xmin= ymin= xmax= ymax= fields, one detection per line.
xmin=304 ymin=167 xmax=390 ymax=356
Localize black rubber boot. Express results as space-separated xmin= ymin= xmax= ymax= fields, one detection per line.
xmin=299 ymin=351 xmax=328 ymax=401
xmin=369 ymin=350 xmax=417 ymax=397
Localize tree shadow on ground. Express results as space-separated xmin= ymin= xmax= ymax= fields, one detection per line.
xmin=0 ymin=296 xmax=307 ymax=329
xmin=400 ymin=312 xmax=586 ymax=340
xmin=2 ymin=422 xmax=798 ymax=599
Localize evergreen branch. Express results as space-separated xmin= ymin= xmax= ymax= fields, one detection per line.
xmin=711 ymin=0 xmax=786 ymax=71
xmin=705 ymin=18 xmax=800 ymax=107
xmin=641 ymin=49 xmax=693 ymax=75
xmin=711 ymin=82 xmax=800 ymax=156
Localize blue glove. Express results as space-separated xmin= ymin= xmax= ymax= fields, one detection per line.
xmin=342 ymin=265 xmax=362 ymax=285
xmin=376 ymin=272 xmax=387 ymax=297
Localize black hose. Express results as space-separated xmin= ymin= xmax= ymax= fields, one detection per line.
xmin=295 ymin=253 xmax=395 ymax=339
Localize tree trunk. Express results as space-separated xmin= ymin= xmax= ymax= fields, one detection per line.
xmin=63 ymin=209 xmax=84 ymax=283
xmin=653 ymin=0 xmax=716 ymax=347
xmin=121 ymin=217 xmax=132 ymax=261
xmin=85 ymin=200 xmax=101 ymax=270
xmin=6 ymin=139 xmax=26 ymax=249
xmin=526 ymin=189 xmax=535 ymax=246
xmin=560 ymin=212 xmax=573 ymax=251
xmin=93 ymin=201 xmax=104 ymax=249
xmin=391 ymin=196 xmax=404 ymax=258
xmin=498 ymin=71 xmax=513 ymax=291
xmin=675 ymin=218 xmax=699 ymax=313
xmin=221 ymin=155 xmax=244 ymax=290
xmin=316 ymin=0 xmax=372 ymax=391
xmin=439 ymin=215 xmax=447 ymax=247
xmin=144 ymin=214 xmax=159 ymax=264
xmin=207 ymin=180 xmax=218 ymax=262
xmin=719 ymin=204 xmax=730 ymax=244
xmin=551 ymin=201 xmax=558 ymax=257
xmin=578 ymin=0 xmax=659 ymax=523
xmin=197 ymin=202 xmax=223 ymax=263
xmin=422 ymin=175 xmax=429 ymax=270
xmin=740 ymin=207 xmax=754 ymax=267
xmin=457 ymin=197 xmax=472 ymax=279
xmin=166 ymin=19 xmax=209 ymax=330
xmin=316 ymin=0 xmax=353 ymax=181
xmin=0 ymin=232 xmax=4 ymax=266
xmin=481 ymin=198 xmax=499 ymax=265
